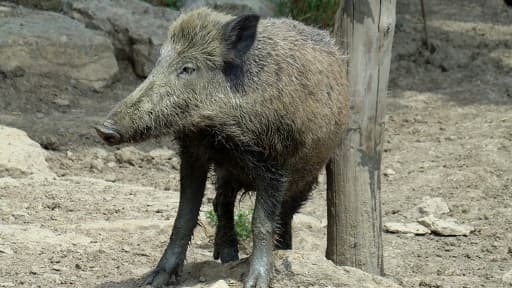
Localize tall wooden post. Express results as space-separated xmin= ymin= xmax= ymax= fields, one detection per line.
xmin=326 ymin=0 xmax=396 ymax=275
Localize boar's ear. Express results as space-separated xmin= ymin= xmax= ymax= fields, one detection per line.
xmin=222 ymin=14 xmax=260 ymax=62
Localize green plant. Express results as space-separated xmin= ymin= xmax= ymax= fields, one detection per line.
xmin=206 ymin=208 xmax=253 ymax=241
xmin=276 ymin=0 xmax=340 ymax=29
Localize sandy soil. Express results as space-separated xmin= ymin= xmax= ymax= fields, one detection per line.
xmin=1 ymin=0 xmax=511 ymax=287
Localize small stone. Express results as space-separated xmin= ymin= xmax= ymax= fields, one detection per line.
xmin=114 ymin=147 xmax=145 ymax=165
xmin=11 ymin=211 xmax=29 ymax=220
xmin=52 ymin=97 xmax=71 ymax=107
xmin=29 ymin=267 xmax=43 ymax=275
xmin=106 ymin=161 xmax=117 ymax=168
xmin=170 ymin=157 xmax=180 ymax=170
xmin=52 ymin=265 xmax=69 ymax=272
xmin=43 ymin=273 xmax=60 ymax=281
xmin=121 ymin=246 xmax=131 ymax=252
xmin=74 ymin=263 xmax=82 ymax=270
xmin=0 ymin=246 xmax=13 ymax=254
xmin=0 ymin=282 xmax=15 ymax=287
xmin=66 ymin=151 xmax=73 ymax=158
xmin=383 ymin=168 xmax=396 ymax=176
xmin=104 ymin=175 xmax=117 ymax=182
xmin=149 ymin=148 xmax=176 ymax=160
xmin=384 ymin=222 xmax=431 ymax=235
xmin=199 ymin=276 xmax=206 ymax=282
xmin=417 ymin=215 xmax=474 ymax=236
xmin=90 ymin=159 xmax=104 ymax=171
xmin=503 ymin=269 xmax=512 ymax=284
xmin=208 ymin=280 xmax=229 ymax=288
xmin=407 ymin=196 xmax=450 ymax=219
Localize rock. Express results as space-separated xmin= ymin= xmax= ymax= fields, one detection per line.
xmin=51 ymin=265 xmax=69 ymax=272
xmin=407 ymin=196 xmax=450 ymax=219
xmin=170 ymin=157 xmax=181 ymax=170
xmin=503 ymin=269 xmax=512 ymax=284
xmin=4 ymin=0 xmax=63 ymax=11
xmin=208 ymin=280 xmax=229 ymax=288
xmin=384 ymin=222 xmax=431 ymax=235
xmin=182 ymin=0 xmax=277 ymax=17
xmin=183 ymin=251 xmax=402 ymax=288
xmin=149 ymin=148 xmax=176 ymax=161
xmin=89 ymin=159 xmax=105 ymax=171
xmin=88 ymin=147 xmax=109 ymax=159
xmin=0 ymin=246 xmax=14 ymax=255
xmin=114 ymin=146 xmax=145 ymax=165
xmin=0 ymin=125 xmax=54 ymax=177
xmin=63 ymin=0 xmax=179 ymax=77
xmin=417 ymin=215 xmax=475 ymax=236
xmin=0 ymin=3 xmax=118 ymax=89
xmin=383 ymin=168 xmax=396 ymax=176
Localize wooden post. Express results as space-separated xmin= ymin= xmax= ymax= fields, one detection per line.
xmin=326 ymin=0 xmax=396 ymax=276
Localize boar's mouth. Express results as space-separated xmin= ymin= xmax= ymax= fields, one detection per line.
xmin=95 ymin=120 xmax=122 ymax=146
xmin=95 ymin=120 xmax=155 ymax=146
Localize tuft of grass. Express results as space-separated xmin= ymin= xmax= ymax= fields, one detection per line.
xmin=276 ymin=0 xmax=340 ymax=29
xmin=206 ymin=208 xmax=253 ymax=241
xmin=144 ymin=0 xmax=181 ymax=9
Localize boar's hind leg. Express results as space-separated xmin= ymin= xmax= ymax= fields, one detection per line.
xmin=245 ymin=175 xmax=286 ymax=288
xmin=213 ymin=167 xmax=242 ymax=263
xmin=275 ymin=179 xmax=315 ymax=250
xmin=143 ymin=150 xmax=208 ymax=288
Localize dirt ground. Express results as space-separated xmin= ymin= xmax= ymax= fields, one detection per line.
xmin=1 ymin=0 xmax=512 ymax=287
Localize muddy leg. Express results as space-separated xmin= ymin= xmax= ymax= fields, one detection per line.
xmin=244 ymin=176 xmax=285 ymax=288
xmin=143 ymin=150 xmax=208 ymax=288
xmin=213 ymin=167 xmax=242 ymax=263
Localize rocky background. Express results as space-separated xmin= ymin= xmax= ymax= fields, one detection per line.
xmin=1 ymin=0 xmax=511 ymax=287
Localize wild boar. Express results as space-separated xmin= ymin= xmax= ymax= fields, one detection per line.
xmin=95 ymin=8 xmax=348 ymax=288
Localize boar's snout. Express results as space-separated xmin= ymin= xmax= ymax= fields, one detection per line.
xmin=95 ymin=120 xmax=122 ymax=146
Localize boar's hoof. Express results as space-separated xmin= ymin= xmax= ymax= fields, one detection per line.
xmin=142 ymin=266 xmax=181 ymax=288
xmin=95 ymin=123 xmax=122 ymax=146
xmin=213 ymin=245 xmax=239 ymax=263
xmin=244 ymin=267 xmax=271 ymax=288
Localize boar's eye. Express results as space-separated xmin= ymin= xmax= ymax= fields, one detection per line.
xmin=178 ymin=65 xmax=196 ymax=77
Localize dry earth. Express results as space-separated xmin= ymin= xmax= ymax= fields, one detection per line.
xmin=1 ymin=0 xmax=512 ymax=287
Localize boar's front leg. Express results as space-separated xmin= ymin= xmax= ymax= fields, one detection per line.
xmin=245 ymin=175 xmax=286 ymax=288
xmin=143 ymin=150 xmax=208 ymax=288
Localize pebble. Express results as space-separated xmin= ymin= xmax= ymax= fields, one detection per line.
xmin=0 ymin=246 xmax=13 ymax=254
xmin=383 ymin=222 xmax=431 ymax=235
xmin=417 ymin=215 xmax=474 ymax=236
xmin=90 ymin=159 xmax=104 ymax=171
xmin=149 ymin=148 xmax=176 ymax=160
xmin=383 ymin=168 xmax=396 ymax=176
xmin=114 ymin=146 xmax=144 ymax=165
xmin=52 ymin=265 xmax=69 ymax=272
xmin=11 ymin=211 xmax=29 ymax=220
xmin=503 ymin=269 xmax=512 ymax=284
xmin=0 ymin=282 xmax=15 ymax=287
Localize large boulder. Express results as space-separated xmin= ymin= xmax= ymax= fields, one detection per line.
xmin=3 ymin=0 xmax=63 ymax=11
xmin=0 ymin=3 xmax=118 ymax=90
xmin=182 ymin=0 xmax=277 ymax=17
xmin=63 ymin=0 xmax=180 ymax=77
xmin=0 ymin=125 xmax=54 ymax=178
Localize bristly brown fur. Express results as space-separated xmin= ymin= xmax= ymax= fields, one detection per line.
xmin=103 ymin=8 xmax=349 ymax=284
